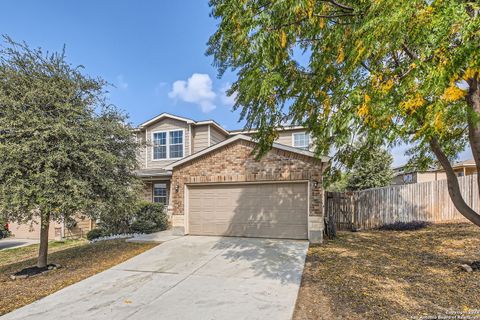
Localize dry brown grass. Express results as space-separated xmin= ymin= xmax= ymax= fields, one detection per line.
xmin=294 ymin=223 xmax=480 ymax=320
xmin=0 ymin=239 xmax=156 ymax=315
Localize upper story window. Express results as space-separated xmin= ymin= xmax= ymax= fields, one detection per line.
xmin=153 ymin=132 xmax=167 ymax=159
xmin=169 ymin=130 xmax=184 ymax=158
xmin=152 ymin=130 xmax=184 ymax=160
xmin=293 ymin=132 xmax=310 ymax=150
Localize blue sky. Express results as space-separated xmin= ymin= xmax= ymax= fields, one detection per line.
xmin=0 ymin=0 xmax=471 ymax=166
xmin=0 ymin=0 xmax=240 ymax=128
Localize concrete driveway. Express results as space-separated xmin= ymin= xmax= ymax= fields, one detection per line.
xmin=2 ymin=236 xmax=308 ymax=320
xmin=0 ymin=238 xmax=39 ymax=250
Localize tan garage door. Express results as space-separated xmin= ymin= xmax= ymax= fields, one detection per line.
xmin=188 ymin=182 xmax=308 ymax=239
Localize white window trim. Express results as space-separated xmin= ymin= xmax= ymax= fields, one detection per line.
xmin=151 ymin=128 xmax=185 ymax=161
xmin=153 ymin=183 xmax=168 ymax=204
xmin=292 ymin=132 xmax=310 ymax=149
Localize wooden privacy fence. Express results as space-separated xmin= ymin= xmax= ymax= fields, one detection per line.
xmin=326 ymin=174 xmax=477 ymax=230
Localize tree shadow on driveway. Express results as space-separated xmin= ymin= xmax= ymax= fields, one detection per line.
xmin=211 ymin=236 xmax=308 ymax=285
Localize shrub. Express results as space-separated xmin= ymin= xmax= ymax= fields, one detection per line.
xmin=379 ymin=221 xmax=431 ymax=231
xmin=130 ymin=202 xmax=168 ymax=234
xmin=86 ymin=228 xmax=106 ymax=241
xmin=0 ymin=217 xmax=10 ymax=238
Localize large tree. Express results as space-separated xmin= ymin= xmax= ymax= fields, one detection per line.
xmin=346 ymin=146 xmax=394 ymax=191
xmin=0 ymin=37 xmax=140 ymax=267
xmin=207 ymin=0 xmax=480 ymax=226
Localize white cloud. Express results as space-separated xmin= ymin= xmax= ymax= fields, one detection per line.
xmin=116 ymin=75 xmax=128 ymax=90
xmin=168 ymin=73 xmax=216 ymax=113
xmin=220 ymin=83 xmax=238 ymax=107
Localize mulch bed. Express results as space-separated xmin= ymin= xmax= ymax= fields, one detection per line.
xmin=293 ymin=223 xmax=480 ymax=320
xmin=11 ymin=264 xmax=61 ymax=280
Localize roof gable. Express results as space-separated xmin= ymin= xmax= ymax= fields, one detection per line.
xmin=139 ymin=113 xmax=195 ymax=128
xmin=165 ymin=134 xmax=329 ymax=170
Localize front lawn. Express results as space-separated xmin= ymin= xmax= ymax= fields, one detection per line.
xmin=294 ymin=223 xmax=480 ymax=320
xmin=0 ymin=239 xmax=156 ymax=315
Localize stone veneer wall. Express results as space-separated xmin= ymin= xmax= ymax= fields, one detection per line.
xmin=170 ymin=139 xmax=327 ymax=243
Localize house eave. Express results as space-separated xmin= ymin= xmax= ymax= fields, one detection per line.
xmin=165 ymin=134 xmax=329 ymax=170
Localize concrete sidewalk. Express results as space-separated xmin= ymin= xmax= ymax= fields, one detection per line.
xmin=0 ymin=238 xmax=39 ymax=251
xmin=2 ymin=236 xmax=308 ymax=320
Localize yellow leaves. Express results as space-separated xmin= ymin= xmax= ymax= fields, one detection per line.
xmin=337 ymin=47 xmax=344 ymax=64
xmin=324 ymin=96 xmax=331 ymax=116
xmin=326 ymin=74 xmax=333 ymax=83
xmin=463 ymin=68 xmax=480 ymax=81
xmin=371 ymin=74 xmax=394 ymax=94
xmin=400 ymin=93 xmax=425 ymax=113
xmin=353 ymin=40 xmax=365 ymax=65
xmin=280 ymin=31 xmax=287 ymax=48
xmin=380 ymin=79 xmax=394 ymax=94
xmin=319 ymin=19 xmax=325 ymax=29
xmin=357 ymin=94 xmax=370 ymax=118
xmin=410 ymin=62 xmax=417 ymax=69
xmin=364 ymin=94 xmax=371 ymax=104
xmin=434 ymin=112 xmax=444 ymax=132
xmin=442 ymin=85 xmax=466 ymax=102
xmin=357 ymin=104 xmax=369 ymax=118
xmin=307 ymin=0 xmax=315 ymax=19
xmin=371 ymin=74 xmax=382 ymax=86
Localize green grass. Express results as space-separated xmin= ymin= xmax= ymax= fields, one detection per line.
xmin=0 ymin=239 xmax=157 ymax=315
xmin=0 ymin=239 xmax=85 ymax=267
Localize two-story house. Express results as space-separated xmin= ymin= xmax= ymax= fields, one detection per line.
xmin=134 ymin=113 xmax=328 ymax=243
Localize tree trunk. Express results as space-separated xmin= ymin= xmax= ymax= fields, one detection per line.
xmin=37 ymin=212 xmax=50 ymax=268
xmin=466 ymin=75 xmax=480 ymax=198
xmin=429 ymin=138 xmax=480 ymax=227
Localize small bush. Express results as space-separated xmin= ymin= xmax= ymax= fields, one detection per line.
xmin=86 ymin=228 xmax=106 ymax=240
xmin=131 ymin=202 xmax=168 ymax=234
xmin=379 ymin=221 xmax=431 ymax=231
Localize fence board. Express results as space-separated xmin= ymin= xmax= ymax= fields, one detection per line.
xmin=326 ymin=175 xmax=475 ymax=230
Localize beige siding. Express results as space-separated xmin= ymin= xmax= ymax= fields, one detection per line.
xmin=9 ymin=219 xmax=61 ymax=240
xmin=276 ymin=129 xmax=315 ymax=151
xmin=141 ymin=118 xmax=191 ymax=169
xmin=135 ymin=131 xmax=147 ymax=169
xmin=9 ymin=215 xmax=93 ymax=240
xmin=210 ymin=126 xmax=228 ymax=145
xmin=233 ymin=129 xmax=314 ymax=151
xmin=417 ymin=172 xmax=440 ymax=183
xmin=192 ymin=125 xmax=209 ymax=153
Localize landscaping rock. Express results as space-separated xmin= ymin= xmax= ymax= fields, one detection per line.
xmin=460 ymin=264 xmax=473 ymax=273
xmin=10 ymin=274 xmax=28 ymax=280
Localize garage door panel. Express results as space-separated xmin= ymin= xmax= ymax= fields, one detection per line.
xmin=188 ymin=182 xmax=308 ymax=240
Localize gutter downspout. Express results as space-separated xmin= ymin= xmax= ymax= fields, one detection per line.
xmin=189 ymin=124 xmax=193 ymax=156
xmin=207 ymin=125 xmax=211 ymax=147
xmin=145 ymin=128 xmax=148 ymax=169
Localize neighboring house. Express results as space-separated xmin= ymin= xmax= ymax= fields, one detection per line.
xmin=9 ymin=215 xmax=94 ymax=240
xmin=392 ymin=159 xmax=477 ymax=185
xmin=134 ymin=113 xmax=328 ymax=243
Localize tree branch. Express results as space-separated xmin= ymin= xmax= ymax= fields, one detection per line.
xmin=429 ymin=137 xmax=480 ymax=226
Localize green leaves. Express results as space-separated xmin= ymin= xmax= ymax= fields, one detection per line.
xmin=0 ymin=36 xmax=141 ymax=225
xmin=207 ymin=0 xmax=480 ymax=170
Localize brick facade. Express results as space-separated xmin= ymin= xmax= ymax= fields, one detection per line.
xmin=170 ymin=139 xmax=327 ymax=243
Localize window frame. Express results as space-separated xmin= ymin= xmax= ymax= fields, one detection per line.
xmin=292 ymin=132 xmax=310 ymax=150
xmin=151 ymin=129 xmax=185 ymax=161
xmin=152 ymin=183 xmax=168 ymax=204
